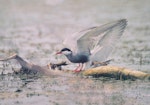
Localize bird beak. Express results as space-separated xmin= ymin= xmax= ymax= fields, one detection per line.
xmin=56 ymin=52 xmax=62 ymax=55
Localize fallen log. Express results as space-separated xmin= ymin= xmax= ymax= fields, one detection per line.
xmin=0 ymin=54 xmax=149 ymax=80
xmin=82 ymin=66 xmax=150 ymax=80
xmin=0 ymin=54 xmax=65 ymax=77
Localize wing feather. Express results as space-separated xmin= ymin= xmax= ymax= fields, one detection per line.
xmin=63 ymin=19 xmax=127 ymax=65
xmin=77 ymin=19 xmax=127 ymax=56
xmin=63 ymin=26 xmax=97 ymax=53
xmin=90 ymin=19 xmax=127 ymax=62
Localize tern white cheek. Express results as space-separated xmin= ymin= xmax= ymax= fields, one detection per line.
xmin=62 ymin=51 xmax=72 ymax=55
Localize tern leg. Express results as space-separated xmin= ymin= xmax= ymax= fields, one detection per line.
xmin=82 ymin=63 xmax=86 ymax=70
xmin=74 ymin=63 xmax=83 ymax=72
xmin=74 ymin=63 xmax=81 ymax=72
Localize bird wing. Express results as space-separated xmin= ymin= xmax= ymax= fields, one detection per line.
xmin=77 ymin=19 xmax=127 ymax=61
xmin=63 ymin=26 xmax=96 ymax=54
xmin=63 ymin=19 xmax=127 ymax=60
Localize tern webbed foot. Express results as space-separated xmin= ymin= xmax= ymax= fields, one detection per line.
xmin=73 ymin=69 xmax=82 ymax=73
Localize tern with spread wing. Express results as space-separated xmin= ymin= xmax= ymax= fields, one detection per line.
xmin=56 ymin=19 xmax=127 ymax=72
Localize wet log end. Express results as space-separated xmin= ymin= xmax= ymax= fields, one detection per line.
xmin=82 ymin=66 xmax=150 ymax=80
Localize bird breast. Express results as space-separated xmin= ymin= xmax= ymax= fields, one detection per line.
xmin=66 ymin=53 xmax=89 ymax=63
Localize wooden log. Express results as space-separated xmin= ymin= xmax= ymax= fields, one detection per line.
xmin=0 ymin=54 xmax=65 ymax=77
xmin=0 ymin=54 xmax=150 ymax=80
xmin=82 ymin=66 xmax=150 ymax=80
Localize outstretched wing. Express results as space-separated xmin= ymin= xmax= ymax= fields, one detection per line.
xmin=77 ymin=19 xmax=127 ymax=62
xmin=63 ymin=26 xmax=97 ymax=53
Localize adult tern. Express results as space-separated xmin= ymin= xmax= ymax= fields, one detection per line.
xmin=56 ymin=19 xmax=127 ymax=72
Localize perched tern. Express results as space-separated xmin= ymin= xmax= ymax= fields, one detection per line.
xmin=56 ymin=19 xmax=127 ymax=72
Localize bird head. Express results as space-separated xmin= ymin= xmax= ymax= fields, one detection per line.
xmin=56 ymin=48 xmax=72 ymax=55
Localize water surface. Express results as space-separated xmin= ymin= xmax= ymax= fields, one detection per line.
xmin=0 ymin=0 xmax=150 ymax=105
